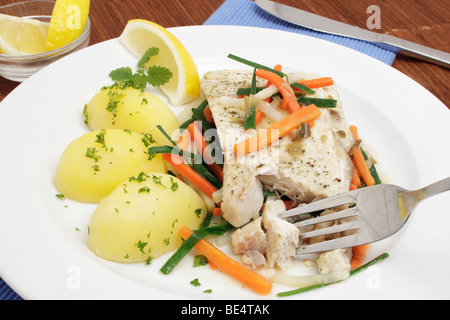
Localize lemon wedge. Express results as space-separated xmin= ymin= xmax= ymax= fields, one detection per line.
xmin=0 ymin=13 xmax=49 ymax=55
xmin=119 ymin=19 xmax=200 ymax=106
xmin=45 ymin=0 xmax=90 ymax=52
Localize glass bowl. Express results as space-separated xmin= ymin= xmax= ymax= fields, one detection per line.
xmin=0 ymin=0 xmax=91 ymax=82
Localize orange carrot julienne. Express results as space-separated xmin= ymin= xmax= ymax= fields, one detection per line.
xmin=234 ymin=104 xmax=321 ymax=156
xmin=203 ymin=106 xmax=214 ymax=124
xmin=177 ymin=129 xmax=191 ymax=151
xmin=255 ymin=110 xmax=265 ymax=125
xmin=265 ymin=64 xmax=283 ymax=88
xmin=279 ymin=98 xmax=288 ymax=110
xmin=299 ymin=77 xmax=334 ymax=88
xmin=349 ymin=126 xmax=376 ymax=187
xmin=351 ymin=167 xmax=362 ymax=189
xmin=263 ymin=65 xmax=282 ymax=103
xmin=187 ymin=121 xmax=224 ymax=183
xmin=351 ymin=244 xmax=369 ymax=269
xmin=179 ymin=226 xmax=273 ymax=295
xmin=162 ymin=153 xmax=218 ymax=199
xmin=256 ymin=69 xmax=301 ymax=113
xmin=212 ymin=207 xmax=222 ymax=216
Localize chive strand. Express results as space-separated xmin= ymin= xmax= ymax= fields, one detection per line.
xmin=277 ymin=253 xmax=389 ymax=297
xmin=227 ymin=54 xmax=285 ymax=77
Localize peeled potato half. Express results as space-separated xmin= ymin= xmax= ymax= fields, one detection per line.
xmin=54 ymin=129 xmax=166 ymax=203
xmin=88 ymin=173 xmax=206 ymax=263
xmin=85 ymin=86 xmax=179 ymax=145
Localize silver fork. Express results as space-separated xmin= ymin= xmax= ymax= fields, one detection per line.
xmin=279 ymin=177 xmax=450 ymax=256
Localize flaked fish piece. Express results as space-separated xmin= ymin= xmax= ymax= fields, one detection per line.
xmin=231 ymin=217 xmax=267 ymax=255
xmin=317 ymin=248 xmax=353 ymax=274
xmin=200 ymin=70 xmax=355 ymax=227
xmin=262 ymin=198 xmax=300 ymax=271
xmin=221 ymin=163 xmax=264 ymax=227
xmin=230 ymin=198 xmax=299 ymax=272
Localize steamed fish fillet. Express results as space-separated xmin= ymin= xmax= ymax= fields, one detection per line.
xmin=200 ymin=70 xmax=355 ymax=227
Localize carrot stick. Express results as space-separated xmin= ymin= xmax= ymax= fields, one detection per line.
xmin=162 ymin=153 xmax=218 ymax=199
xmin=203 ymin=106 xmax=214 ymax=124
xmin=279 ymin=98 xmax=288 ymax=110
xmin=176 ymin=129 xmax=191 ymax=151
xmin=349 ymin=126 xmax=375 ymax=187
xmin=255 ymin=110 xmax=265 ymax=125
xmin=265 ymin=64 xmax=283 ymax=88
xmin=234 ymin=104 xmax=321 ymax=156
xmin=351 ymin=244 xmax=369 ymax=269
xmin=212 ymin=207 xmax=223 ymax=216
xmin=179 ymin=226 xmax=273 ymax=295
xmin=351 ymin=167 xmax=362 ymax=189
xmin=256 ymin=69 xmax=301 ymax=113
xmin=299 ymin=77 xmax=334 ymax=88
xmin=187 ymin=121 xmax=224 ymax=183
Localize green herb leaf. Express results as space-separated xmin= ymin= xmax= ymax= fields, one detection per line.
xmin=147 ymin=65 xmax=173 ymax=87
xmin=137 ymin=47 xmax=159 ymax=70
xmin=109 ymin=67 xmax=133 ymax=82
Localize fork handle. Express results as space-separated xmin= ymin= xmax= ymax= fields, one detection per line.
xmin=420 ymin=177 xmax=450 ymax=200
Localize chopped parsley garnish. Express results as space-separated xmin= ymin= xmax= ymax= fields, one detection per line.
xmin=95 ymin=129 xmax=108 ymax=150
xmin=152 ymin=175 xmax=166 ymax=188
xmin=138 ymin=186 xmax=150 ymax=193
xmin=85 ymin=147 xmax=102 ymax=162
xmin=129 ymin=172 xmax=150 ymax=183
xmin=141 ymin=133 xmax=156 ymax=147
xmin=55 ymin=194 xmax=65 ymax=200
xmin=193 ymin=255 xmax=209 ymax=268
xmin=170 ymin=177 xmax=179 ymax=192
xmin=105 ymin=89 xmax=124 ymax=117
xmin=135 ymin=240 xmax=149 ymax=255
xmin=190 ymin=278 xmax=201 ymax=287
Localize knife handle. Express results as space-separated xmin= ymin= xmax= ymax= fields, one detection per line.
xmin=380 ymin=34 xmax=450 ymax=69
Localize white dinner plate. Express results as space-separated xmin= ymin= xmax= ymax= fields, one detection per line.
xmin=0 ymin=26 xmax=449 ymax=300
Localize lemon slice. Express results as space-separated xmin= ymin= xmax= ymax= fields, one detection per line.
xmin=0 ymin=13 xmax=49 ymax=55
xmin=119 ymin=19 xmax=200 ymax=106
xmin=45 ymin=0 xmax=90 ymax=52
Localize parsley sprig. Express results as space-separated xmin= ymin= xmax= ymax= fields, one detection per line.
xmin=109 ymin=47 xmax=173 ymax=90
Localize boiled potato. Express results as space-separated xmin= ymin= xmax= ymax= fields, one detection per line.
xmin=88 ymin=173 xmax=206 ymax=263
xmin=85 ymin=86 xmax=179 ymax=145
xmin=55 ymin=129 xmax=166 ymax=203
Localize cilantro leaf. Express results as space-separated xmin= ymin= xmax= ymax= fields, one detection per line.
xmin=146 ymin=66 xmax=173 ymax=87
xmin=138 ymin=47 xmax=160 ymax=70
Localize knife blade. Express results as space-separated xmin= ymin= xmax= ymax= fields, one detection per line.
xmin=255 ymin=0 xmax=450 ymax=68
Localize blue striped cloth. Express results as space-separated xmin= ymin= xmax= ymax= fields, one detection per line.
xmin=204 ymin=0 xmax=397 ymax=65
xmin=0 ymin=277 xmax=21 ymax=300
xmin=0 ymin=0 xmax=397 ymax=301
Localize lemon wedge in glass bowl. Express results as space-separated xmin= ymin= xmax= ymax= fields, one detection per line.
xmin=0 ymin=0 xmax=90 ymax=82
xmin=0 ymin=13 xmax=49 ymax=55
xmin=45 ymin=0 xmax=90 ymax=52
xmin=119 ymin=19 xmax=200 ymax=106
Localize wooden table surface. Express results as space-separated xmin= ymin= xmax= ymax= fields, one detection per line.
xmin=1 ymin=0 xmax=449 ymax=109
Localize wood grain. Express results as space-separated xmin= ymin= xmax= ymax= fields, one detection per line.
xmin=0 ymin=0 xmax=448 ymax=109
